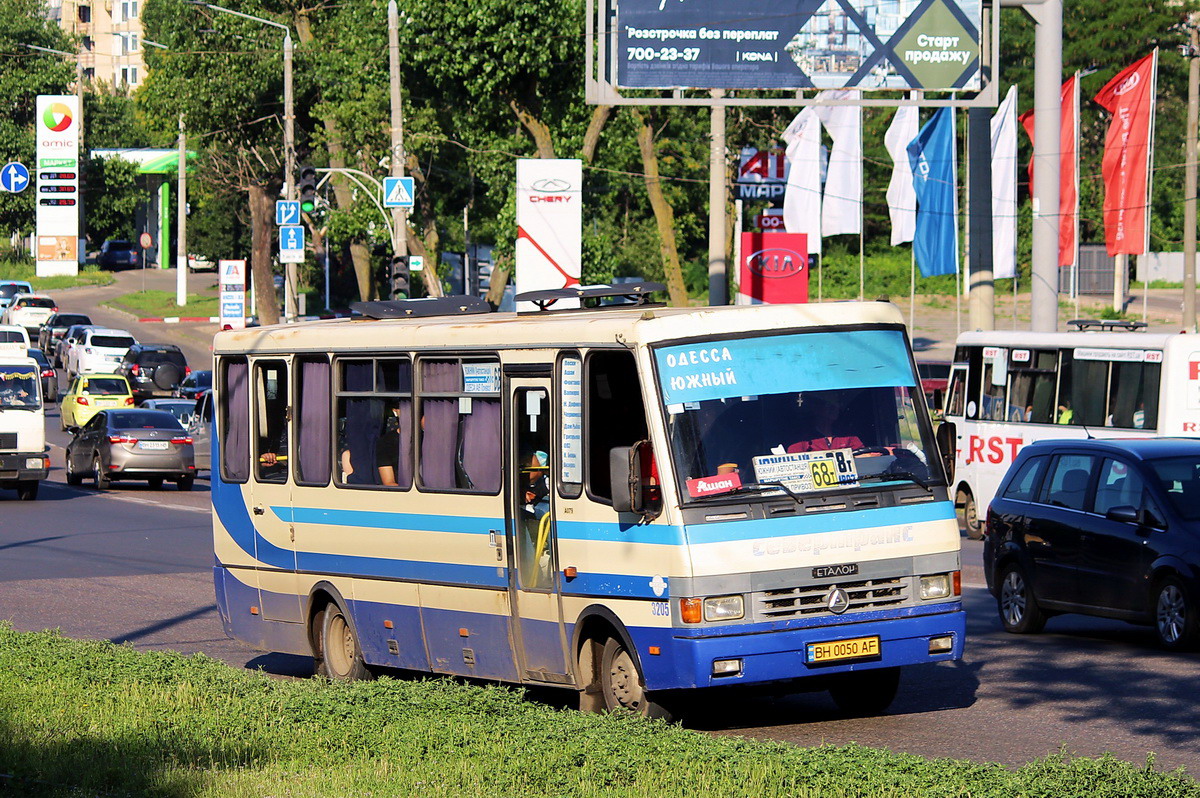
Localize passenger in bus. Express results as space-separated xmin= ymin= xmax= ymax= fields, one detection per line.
xmin=377 ymin=403 xmax=402 ymax=486
xmin=787 ymin=395 xmax=864 ymax=453
xmin=1056 ymin=400 xmax=1074 ymax=425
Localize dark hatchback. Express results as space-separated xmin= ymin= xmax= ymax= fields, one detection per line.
xmin=26 ymin=348 xmax=57 ymax=402
xmin=985 ymin=438 xmax=1200 ymax=650
xmin=115 ymin=343 xmax=190 ymax=400
xmin=38 ymin=312 xmax=92 ymax=357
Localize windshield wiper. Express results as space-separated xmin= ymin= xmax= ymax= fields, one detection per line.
xmin=690 ymin=480 xmax=803 ymax=505
xmin=858 ymin=469 xmax=935 ymax=489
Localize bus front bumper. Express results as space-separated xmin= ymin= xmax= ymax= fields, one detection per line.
xmin=0 ymin=452 xmax=49 ymax=484
xmin=638 ymin=603 xmax=965 ymax=691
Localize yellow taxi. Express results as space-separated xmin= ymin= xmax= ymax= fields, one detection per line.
xmin=60 ymin=373 xmax=134 ymax=430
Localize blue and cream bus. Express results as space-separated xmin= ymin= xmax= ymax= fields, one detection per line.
xmin=211 ymin=291 xmax=963 ymax=717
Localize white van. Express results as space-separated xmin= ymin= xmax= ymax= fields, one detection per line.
xmin=0 ymin=350 xmax=48 ymax=500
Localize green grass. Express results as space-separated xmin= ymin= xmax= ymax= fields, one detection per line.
xmin=0 ymin=260 xmax=114 ymax=290
xmin=103 ymin=289 xmax=222 ymax=318
xmin=0 ymin=624 xmax=1196 ymax=797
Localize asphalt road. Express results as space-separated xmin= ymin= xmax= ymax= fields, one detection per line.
xmin=4 ymin=274 xmax=1200 ymax=773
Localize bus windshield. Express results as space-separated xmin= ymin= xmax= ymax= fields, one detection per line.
xmin=0 ymin=366 xmax=39 ymax=409
xmin=654 ymin=330 xmax=940 ymax=501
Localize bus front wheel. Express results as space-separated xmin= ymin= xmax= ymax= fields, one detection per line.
xmin=958 ymin=489 xmax=983 ymax=540
xmin=598 ymin=637 xmax=672 ymax=720
xmin=318 ymin=604 xmax=371 ymax=681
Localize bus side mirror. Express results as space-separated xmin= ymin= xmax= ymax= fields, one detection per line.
xmin=609 ymin=440 xmax=662 ymax=519
xmin=935 ymin=421 xmax=956 ymax=483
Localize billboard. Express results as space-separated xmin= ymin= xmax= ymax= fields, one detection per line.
xmin=614 ymin=0 xmax=981 ymax=92
xmin=35 ymin=95 xmax=81 ymax=277
xmin=515 ymin=159 xmax=582 ymax=312
xmin=738 ymin=232 xmax=809 ymax=304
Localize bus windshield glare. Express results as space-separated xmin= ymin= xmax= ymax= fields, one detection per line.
xmin=654 ymin=330 xmax=940 ymax=500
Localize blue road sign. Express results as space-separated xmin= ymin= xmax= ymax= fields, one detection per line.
xmin=276 ymin=200 xmax=301 ymax=225
xmin=0 ymin=162 xmax=30 ymax=193
xmin=383 ymin=176 xmax=415 ymax=208
xmin=279 ymin=225 xmax=305 ymax=263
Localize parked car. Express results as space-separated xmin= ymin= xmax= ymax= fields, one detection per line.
xmin=115 ymin=343 xmax=190 ymax=401
xmin=2 ymin=293 xmax=57 ymax=337
xmin=0 ymin=280 xmax=33 ymax=311
xmin=139 ymin=397 xmax=196 ymax=425
xmin=64 ymin=408 xmax=196 ymax=490
xmin=38 ymin=312 xmax=92 ymax=361
xmin=187 ymin=389 xmax=213 ymax=471
xmin=187 ymin=254 xmax=215 ymax=271
xmin=59 ymin=373 xmax=133 ymax=430
xmin=98 ymin=240 xmax=139 ymax=270
xmin=985 ymin=437 xmax=1200 ymax=651
xmin=0 ymin=324 xmax=31 ymax=349
xmin=57 ymin=323 xmax=98 ymax=370
xmin=64 ymin=327 xmax=136 ymax=379
xmin=175 ymin=369 xmax=211 ymax=400
xmin=26 ymin=348 xmax=57 ymax=402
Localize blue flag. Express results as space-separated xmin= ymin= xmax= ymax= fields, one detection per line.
xmin=907 ymin=108 xmax=959 ymax=277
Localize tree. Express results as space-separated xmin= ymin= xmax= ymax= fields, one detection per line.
xmin=0 ymin=0 xmax=74 ymax=240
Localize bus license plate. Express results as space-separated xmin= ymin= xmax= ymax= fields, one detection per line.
xmin=806 ymin=636 xmax=880 ymax=664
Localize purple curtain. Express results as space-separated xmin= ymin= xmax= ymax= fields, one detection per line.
xmin=297 ymin=359 xmax=331 ymax=484
xmin=223 ymin=360 xmax=249 ymax=481
xmin=423 ymin=360 xmax=462 ymax=392
xmin=461 ymin=399 xmax=501 ymax=493
xmin=421 ymin=399 xmax=458 ymax=489
xmin=397 ymin=398 xmax=413 ymax=488
xmin=346 ymin=398 xmax=383 ymax=485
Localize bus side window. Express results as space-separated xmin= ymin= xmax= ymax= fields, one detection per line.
xmin=295 ymin=357 xmax=331 ymax=486
xmin=418 ymin=358 xmax=500 ymax=494
xmin=220 ymin=357 xmax=250 ymax=483
xmin=254 ymin=360 xmax=289 ymax=484
xmin=585 ymin=350 xmax=647 ymax=504
xmin=946 ymin=369 xmax=966 ymax=418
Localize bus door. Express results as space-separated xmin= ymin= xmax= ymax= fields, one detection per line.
xmin=249 ymin=357 xmax=302 ymax=623
xmin=505 ymin=375 xmax=570 ymax=684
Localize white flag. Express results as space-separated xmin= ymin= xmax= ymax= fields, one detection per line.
xmin=815 ymin=90 xmax=862 ymax=236
xmin=782 ymin=107 xmax=822 ymax=255
xmin=991 ymin=85 xmax=1019 ymax=280
xmin=884 ymin=106 xmax=918 ymax=245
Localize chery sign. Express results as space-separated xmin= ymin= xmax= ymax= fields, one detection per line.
xmin=738 ymin=232 xmax=808 ymax=304
xmin=35 ymin=95 xmax=81 ymax=278
xmin=515 ymin=159 xmax=582 ymax=311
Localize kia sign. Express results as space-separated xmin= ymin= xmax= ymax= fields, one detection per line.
xmin=613 ymin=0 xmax=982 ymax=92
xmin=35 ymin=95 xmax=81 ymax=278
xmin=738 ymin=232 xmax=808 ymax=304
xmin=515 ymin=159 xmax=582 ymax=312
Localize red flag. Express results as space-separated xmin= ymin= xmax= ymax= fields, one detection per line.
xmin=1019 ymin=76 xmax=1079 ymax=267
xmin=1094 ymin=52 xmax=1158 ymax=256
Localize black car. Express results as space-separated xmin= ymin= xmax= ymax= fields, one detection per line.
xmin=26 ymin=348 xmax=57 ymax=402
xmin=175 ymin=369 xmax=211 ymax=400
xmin=38 ymin=312 xmax=92 ymax=357
xmin=115 ymin=344 xmax=190 ymax=401
xmin=985 ymin=438 xmax=1200 ymax=650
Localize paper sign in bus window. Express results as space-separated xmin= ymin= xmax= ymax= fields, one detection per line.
xmin=752 ymin=449 xmax=858 ymax=492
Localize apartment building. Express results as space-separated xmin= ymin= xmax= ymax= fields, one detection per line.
xmin=43 ymin=0 xmax=145 ymax=88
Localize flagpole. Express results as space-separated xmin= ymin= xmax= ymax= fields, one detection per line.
xmin=910 ymin=247 xmax=916 ymax=332
xmin=1144 ymin=48 xmax=1160 ymax=325
xmin=859 ymin=107 xmax=865 ymax=302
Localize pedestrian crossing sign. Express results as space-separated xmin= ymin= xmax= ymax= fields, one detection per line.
xmin=383 ymin=176 xmax=414 ymax=208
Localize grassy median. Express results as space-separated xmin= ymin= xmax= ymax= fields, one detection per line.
xmin=0 ymin=624 xmax=1195 ymax=798
xmin=103 ymin=289 xmax=222 ymax=319
xmin=0 ymin=260 xmax=114 ymax=290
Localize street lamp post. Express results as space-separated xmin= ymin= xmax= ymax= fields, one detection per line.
xmin=145 ymin=39 xmax=188 ymax=308
xmin=188 ymin=1 xmax=297 ymax=320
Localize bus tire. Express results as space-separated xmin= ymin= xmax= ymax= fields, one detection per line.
xmin=829 ymin=666 xmax=900 ymax=716
xmin=599 ymin=636 xmax=672 ymax=721
xmin=998 ymin=562 xmax=1045 ymax=634
xmin=16 ymin=480 xmax=38 ymax=501
xmin=958 ymin=489 xmax=983 ymax=540
xmin=576 ymin=636 xmax=605 ymax=714
xmin=318 ymin=603 xmax=371 ymax=681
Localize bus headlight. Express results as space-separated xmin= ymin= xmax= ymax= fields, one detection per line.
xmin=703 ymin=595 xmax=744 ymax=622
xmin=919 ymin=573 xmax=952 ymax=600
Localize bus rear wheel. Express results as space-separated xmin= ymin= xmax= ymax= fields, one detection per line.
xmin=958 ymin=489 xmax=983 ymax=540
xmin=318 ymin=604 xmax=371 ymax=681
xmin=599 ymin=637 xmax=672 ymax=720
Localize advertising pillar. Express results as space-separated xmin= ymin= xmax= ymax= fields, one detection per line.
xmin=515 ymin=159 xmax=582 ymax=312
xmin=35 ymin=95 xmax=81 ymax=277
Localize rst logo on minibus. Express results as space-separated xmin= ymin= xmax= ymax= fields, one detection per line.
xmin=962 ymin=435 xmax=1024 ymax=465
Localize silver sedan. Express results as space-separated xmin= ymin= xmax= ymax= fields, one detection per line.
xmin=65 ymin=408 xmax=196 ymax=490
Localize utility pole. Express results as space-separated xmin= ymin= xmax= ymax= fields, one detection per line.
xmin=708 ymin=89 xmax=727 ymax=306
xmin=1185 ymin=20 xmax=1198 ymax=332
xmin=283 ymin=32 xmax=297 ymax=321
xmin=176 ymin=112 xmax=187 ymax=307
xmin=387 ymin=0 xmax=407 ymax=298
xmin=1028 ymin=0 xmax=1063 ymax=331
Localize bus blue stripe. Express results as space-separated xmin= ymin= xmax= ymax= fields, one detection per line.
xmin=682 ymin=501 xmax=954 ymax=545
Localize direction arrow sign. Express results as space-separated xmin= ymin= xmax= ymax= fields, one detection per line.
xmin=279 ymin=225 xmax=305 ymax=264
xmin=276 ymin=200 xmax=301 ymax=226
xmin=383 ymin=176 xmax=415 ymax=208
xmin=0 ymin=162 xmax=30 ymax=193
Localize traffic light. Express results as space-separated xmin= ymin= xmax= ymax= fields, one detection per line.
xmin=297 ymin=164 xmax=318 ymax=213
xmin=391 ymin=255 xmax=410 ymax=299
